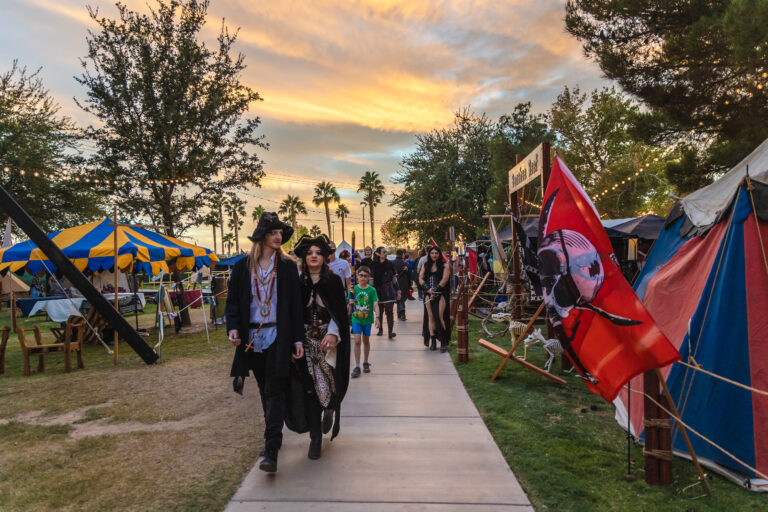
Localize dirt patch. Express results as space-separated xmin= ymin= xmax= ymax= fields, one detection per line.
xmin=0 ymin=343 xmax=265 ymax=512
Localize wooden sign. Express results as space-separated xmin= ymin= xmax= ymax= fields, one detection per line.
xmin=508 ymin=142 xmax=545 ymax=193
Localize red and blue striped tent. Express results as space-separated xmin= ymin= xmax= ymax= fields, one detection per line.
xmin=0 ymin=218 xmax=217 ymax=277
xmin=614 ymin=139 xmax=768 ymax=490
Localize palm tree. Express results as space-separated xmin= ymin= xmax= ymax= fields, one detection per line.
xmin=277 ymin=194 xmax=307 ymax=243
xmin=225 ymin=197 xmax=247 ymax=253
xmin=357 ymin=171 xmax=386 ymax=247
xmin=201 ymin=210 xmax=220 ymax=254
xmin=312 ymin=181 xmax=340 ymax=236
xmin=251 ymin=204 xmax=265 ymax=223
xmin=309 ymin=225 xmax=322 ymax=237
xmin=221 ymin=232 xmax=235 ymax=255
xmin=335 ymin=203 xmax=349 ymax=242
xmin=210 ymin=194 xmax=226 ymax=248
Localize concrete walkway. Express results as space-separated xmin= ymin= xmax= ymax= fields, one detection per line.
xmin=225 ymin=300 xmax=533 ymax=511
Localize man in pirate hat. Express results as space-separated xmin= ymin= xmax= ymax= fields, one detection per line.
xmin=227 ymin=212 xmax=304 ymax=473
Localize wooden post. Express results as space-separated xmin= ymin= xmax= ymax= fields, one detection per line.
xmin=11 ymin=288 xmax=17 ymax=332
xmin=643 ymin=370 xmax=662 ymax=484
xmin=113 ymin=206 xmax=119 ymax=365
xmin=510 ymin=155 xmax=522 ymax=320
xmin=457 ymin=253 xmax=469 ymax=362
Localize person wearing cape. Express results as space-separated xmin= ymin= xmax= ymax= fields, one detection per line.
xmin=227 ymin=212 xmax=304 ymax=474
xmin=288 ymin=234 xmax=351 ymax=459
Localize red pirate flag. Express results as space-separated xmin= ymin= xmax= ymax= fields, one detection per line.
xmin=538 ymin=155 xmax=680 ymax=401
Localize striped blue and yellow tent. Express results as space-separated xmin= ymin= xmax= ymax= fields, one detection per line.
xmin=0 ymin=218 xmax=218 ymax=276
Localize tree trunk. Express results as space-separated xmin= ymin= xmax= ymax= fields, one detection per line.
xmin=325 ymin=202 xmax=331 ymax=237
xmin=341 ymin=216 xmax=345 ymax=242
xmin=369 ymin=200 xmax=375 ymax=247
xmin=218 ymin=205 xmax=224 ymax=249
xmin=234 ymin=212 xmax=240 ymax=253
xmin=211 ymin=225 xmax=217 ymax=254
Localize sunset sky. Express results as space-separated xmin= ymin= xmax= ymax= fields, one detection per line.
xmin=1 ymin=0 xmax=608 ymax=249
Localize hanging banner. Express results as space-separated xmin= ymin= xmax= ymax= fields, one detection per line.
xmin=508 ymin=142 xmax=545 ymax=194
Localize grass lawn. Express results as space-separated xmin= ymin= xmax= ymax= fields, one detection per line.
xmin=450 ymin=317 xmax=767 ymax=512
xmin=0 ymin=307 xmax=263 ymax=512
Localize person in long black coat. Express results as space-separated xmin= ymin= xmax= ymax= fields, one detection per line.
xmin=290 ymin=234 xmax=351 ymax=459
xmin=227 ymin=213 xmax=304 ymax=473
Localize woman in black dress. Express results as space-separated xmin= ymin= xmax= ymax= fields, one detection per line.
xmin=292 ymin=234 xmax=351 ymax=459
xmin=419 ymin=245 xmax=451 ymax=352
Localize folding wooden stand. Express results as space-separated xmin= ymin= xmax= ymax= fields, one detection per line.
xmin=478 ymin=302 xmax=566 ymax=385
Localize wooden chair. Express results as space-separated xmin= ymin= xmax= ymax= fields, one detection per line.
xmin=0 ymin=326 xmax=10 ymax=375
xmin=82 ymin=307 xmax=108 ymax=344
xmin=50 ymin=315 xmax=85 ymax=372
xmin=16 ymin=317 xmax=85 ymax=376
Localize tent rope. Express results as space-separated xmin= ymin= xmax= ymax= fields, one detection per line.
xmin=626 ymin=385 xmax=768 ymax=481
xmin=674 ymin=359 xmax=768 ymax=397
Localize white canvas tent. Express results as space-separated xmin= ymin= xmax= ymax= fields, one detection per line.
xmin=1 ymin=272 xmax=29 ymax=299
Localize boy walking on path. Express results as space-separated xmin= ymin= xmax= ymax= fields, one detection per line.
xmin=349 ymin=266 xmax=379 ymax=378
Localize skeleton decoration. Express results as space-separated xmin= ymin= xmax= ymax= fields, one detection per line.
xmin=522 ymin=328 xmax=575 ymax=374
xmin=538 ymin=188 xmax=642 ymax=383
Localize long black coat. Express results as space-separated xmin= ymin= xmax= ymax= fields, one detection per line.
xmin=227 ymin=255 xmax=305 ymax=379
xmin=296 ymin=272 xmax=351 ymax=440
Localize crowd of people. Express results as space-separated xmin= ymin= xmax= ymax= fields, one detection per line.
xmin=226 ymin=212 xmax=452 ymax=474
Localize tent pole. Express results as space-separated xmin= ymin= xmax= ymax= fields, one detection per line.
xmin=655 ymin=368 xmax=712 ymax=497
xmin=11 ymin=288 xmax=17 ymax=332
xmin=113 ymin=206 xmax=119 ymax=365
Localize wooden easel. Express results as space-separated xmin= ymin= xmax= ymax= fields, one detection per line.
xmin=478 ymin=302 xmax=566 ymax=385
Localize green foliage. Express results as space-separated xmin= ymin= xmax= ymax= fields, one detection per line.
xmin=487 ymin=103 xmax=554 ymax=214
xmin=392 ymin=109 xmax=495 ymax=245
xmin=251 ymin=204 xmax=265 ymax=222
xmin=566 ymin=0 xmax=768 ymax=190
xmin=380 ymin=217 xmax=410 ymax=247
xmin=358 ymin=171 xmax=386 ymax=247
xmin=549 ymin=87 xmax=674 ymax=217
xmin=0 ymin=61 xmax=104 ymax=231
xmin=308 ymin=224 xmax=322 ymax=237
xmin=76 ymin=0 xmax=266 ymax=235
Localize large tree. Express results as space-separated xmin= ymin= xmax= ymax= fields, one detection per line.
xmin=357 ymin=171 xmax=385 ymax=247
xmin=76 ymin=0 xmax=266 ymax=236
xmin=566 ymin=1 xmax=768 ymax=190
xmin=0 ymin=62 xmax=103 ymax=231
xmin=334 ymin=203 xmax=349 ymax=242
xmin=277 ymin=194 xmax=306 ymax=244
xmin=391 ymin=109 xmax=495 ymax=245
xmin=549 ymin=86 xmax=674 ymax=217
xmin=486 ymin=102 xmax=554 ymax=215
xmin=312 ymin=181 xmax=339 ymax=236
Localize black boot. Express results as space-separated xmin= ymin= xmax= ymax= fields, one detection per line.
xmin=259 ymin=450 xmax=278 ymax=473
xmin=308 ymin=436 xmax=322 ymax=459
xmin=377 ymin=327 xmax=383 ymax=336
xmin=430 ymin=336 xmax=437 ymax=351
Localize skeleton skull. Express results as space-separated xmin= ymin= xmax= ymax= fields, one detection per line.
xmin=537 ymin=229 xmax=604 ymax=320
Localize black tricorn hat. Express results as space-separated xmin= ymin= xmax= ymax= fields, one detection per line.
xmin=248 ymin=212 xmax=294 ymax=243
xmin=293 ymin=234 xmax=334 ymax=259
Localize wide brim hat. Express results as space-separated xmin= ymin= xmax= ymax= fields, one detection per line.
xmin=248 ymin=212 xmax=294 ymax=242
xmin=293 ymin=234 xmax=333 ymax=259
